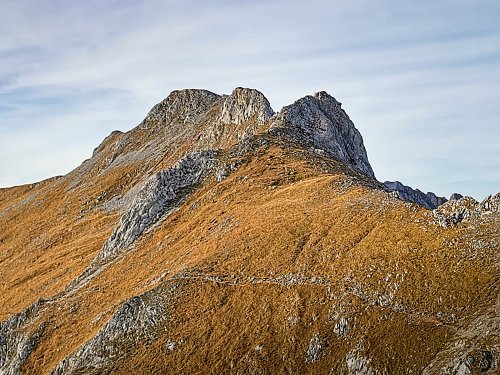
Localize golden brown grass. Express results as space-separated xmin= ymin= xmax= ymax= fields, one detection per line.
xmin=1 ymin=143 xmax=498 ymax=374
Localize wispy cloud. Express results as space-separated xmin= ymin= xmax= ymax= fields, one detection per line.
xmin=1 ymin=0 xmax=499 ymax=198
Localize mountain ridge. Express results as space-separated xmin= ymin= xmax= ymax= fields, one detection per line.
xmin=0 ymin=87 xmax=498 ymax=375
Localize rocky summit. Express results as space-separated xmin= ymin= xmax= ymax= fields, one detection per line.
xmin=0 ymin=88 xmax=498 ymax=375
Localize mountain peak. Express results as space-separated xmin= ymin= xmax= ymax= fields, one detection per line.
xmin=272 ymin=90 xmax=375 ymax=177
xmin=139 ymin=88 xmax=221 ymax=129
xmin=2 ymin=87 xmax=499 ymax=375
xmin=314 ymin=90 xmax=340 ymax=103
xmin=219 ymin=87 xmax=274 ymax=125
xmin=89 ymin=88 xmax=375 ymax=182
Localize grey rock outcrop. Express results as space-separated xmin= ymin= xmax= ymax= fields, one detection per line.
xmin=52 ymin=283 xmax=177 ymax=375
xmin=0 ymin=301 xmax=46 ymax=375
xmin=480 ymin=193 xmax=500 ymax=213
xmin=345 ymin=348 xmax=381 ymax=375
xmin=384 ymin=181 xmax=447 ymax=210
xmin=433 ymin=193 xmax=500 ymax=227
xmin=270 ymin=91 xmax=375 ymax=177
xmin=305 ymin=334 xmax=323 ymax=363
xmin=333 ymin=316 xmax=351 ymax=338
xmin=197 ymin=87 xmax=275 ymax=148
xmin=95 ymin=150 xmax=218 ymax=263
xmin=433 ymin=196 xmax=479 ymax=227
xmin=68 ymin=87 xmax=376 ymax=193
xmin=449 ymin=193 xmax=463 ymax=201
xmin=66 ymin=90 xmax=222 ymax=190
xmin=446 ymin=351 xmax=495 ymax=375
xmin=421 ymin=289 xmax=499 ymax=375
xmin=139 ymin=89 xmax=221 ymax=129
xmin=219 ymin=87 xmax=274 ymax=126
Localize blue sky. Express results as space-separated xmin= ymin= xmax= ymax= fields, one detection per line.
xmin=1 ymin=0 xmax=499 ymax=199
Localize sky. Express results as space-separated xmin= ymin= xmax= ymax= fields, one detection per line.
xmin=1 ymin=0 xmax=499 ymax=200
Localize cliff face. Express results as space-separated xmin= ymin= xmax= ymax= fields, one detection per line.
xmin=271 ymin=91 xmax=375 ymax=178
xmin=0 ymin=88 xmax=498 ymax=375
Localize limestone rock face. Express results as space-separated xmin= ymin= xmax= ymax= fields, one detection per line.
xmin=305 ymin=334 xmax=323 ymax=363
xmin=96 ymin=150 xmax=218 ymax=263
xmin=197 ymin=87 xmax=275 ymax=148
xmin=139 ymin=89 xmax=221 ymax=129
xmin=219 ymin=87 xmax=274 ymax=126
xmin=433 ymin=196 xmax=478 ymax=227
xmin=384 ymin=181 xmax=447 ymax=210
xmin=480 ymin=193 xmax=500 ymax=212
xmin=52 ymin=284 xmax=176 ymax=375
xmin=271 ymin=91 xmax=375 ymax=177
xmin=433 ymin=192 xmax=500 ymax=227
xmin=0 ymin=302 xmax=46 ymax=375
xmin=75 ymin=88 xmax=376 ymax=186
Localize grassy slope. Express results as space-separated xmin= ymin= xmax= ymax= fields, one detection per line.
xmin=1 ymin=143 xmax=496 ymax=374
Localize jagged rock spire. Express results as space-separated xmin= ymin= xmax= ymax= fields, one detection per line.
xmin=219 ymin=87 xmax=274 ymax=125
xmin=271 ymin=91 xmax=375 ymax=177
